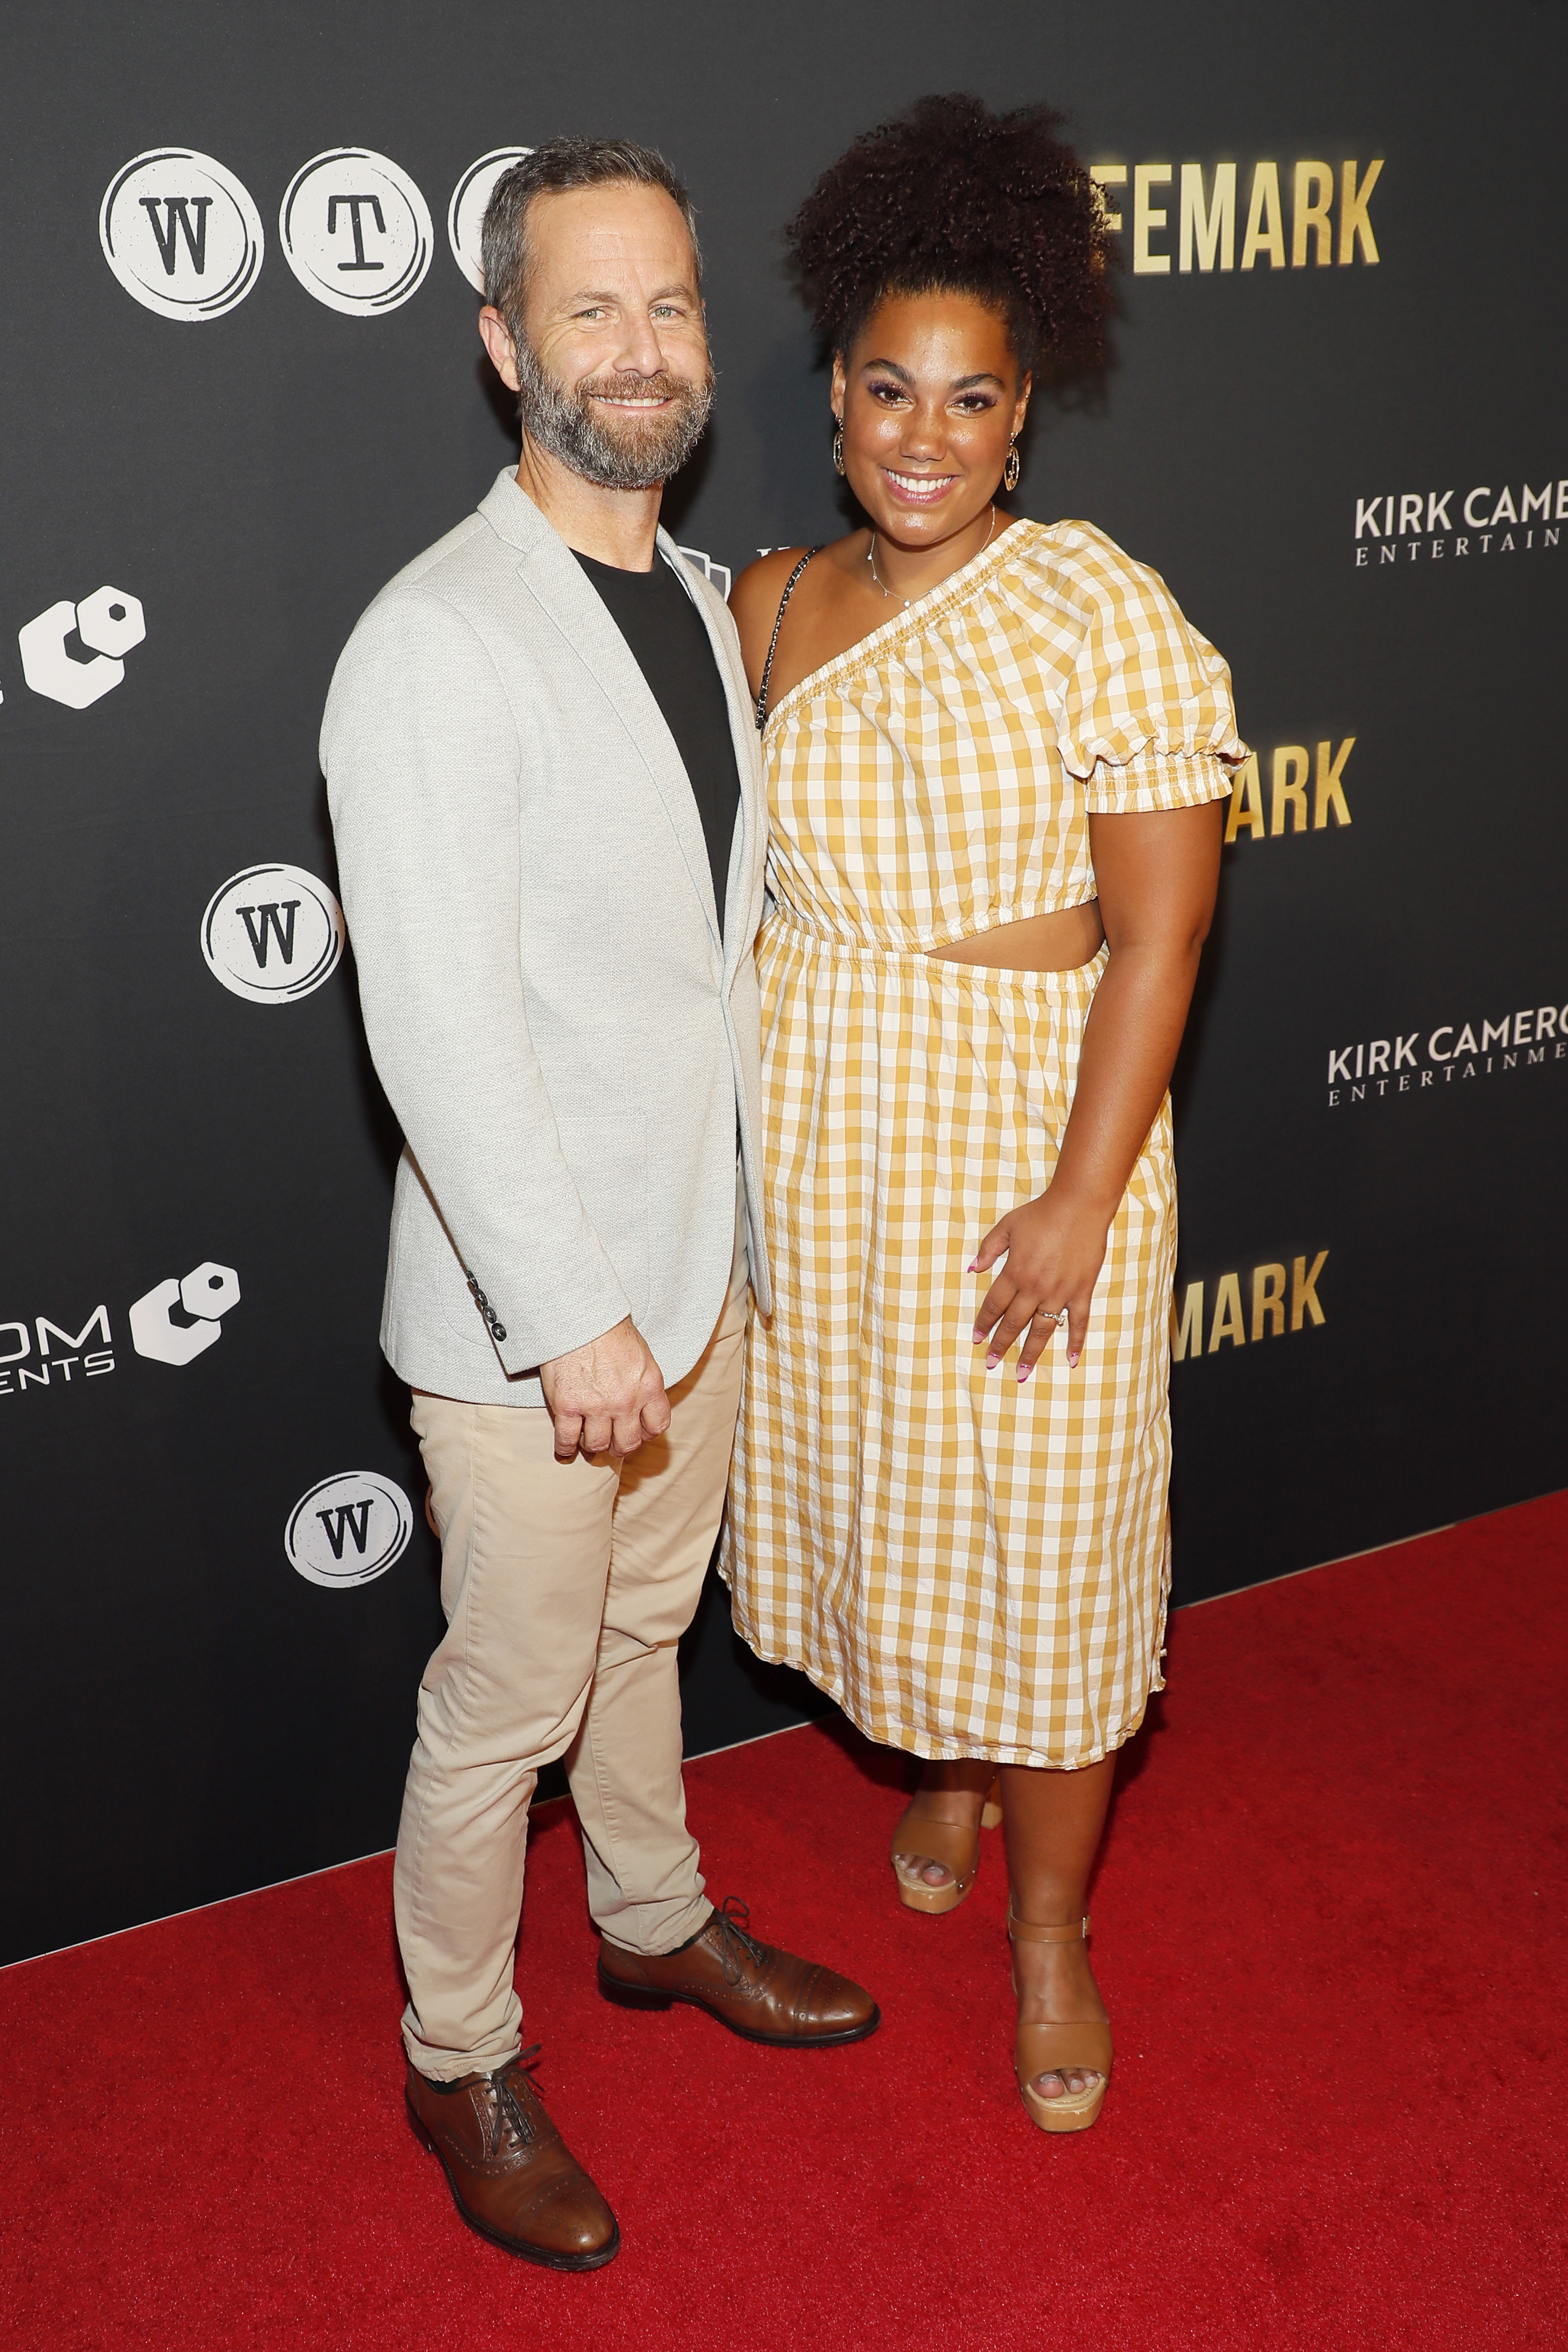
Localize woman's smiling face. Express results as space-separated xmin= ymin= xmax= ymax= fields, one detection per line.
xmin=832 ymin=290 xmax=1030 ymax=552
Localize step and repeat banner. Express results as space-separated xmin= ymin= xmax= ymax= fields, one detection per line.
xmin=4 ymin=2 xmax=1563 ymax=1963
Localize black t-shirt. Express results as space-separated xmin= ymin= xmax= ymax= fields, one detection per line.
xmin=573 ymin=550 xmax=741 ymax=941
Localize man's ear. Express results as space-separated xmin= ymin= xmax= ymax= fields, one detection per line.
xmin=479 ymin=306 xmax=522 ymax=393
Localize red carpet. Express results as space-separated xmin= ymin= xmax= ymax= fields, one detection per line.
xmin=4 ymin=1495 xmax=1565 ymax=2351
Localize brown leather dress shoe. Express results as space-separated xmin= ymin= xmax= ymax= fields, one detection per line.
xmin=598 ymin=1897 xmax=879 ymax=2046
xmin=406 ymin=2049 xmax=619 ymax=2269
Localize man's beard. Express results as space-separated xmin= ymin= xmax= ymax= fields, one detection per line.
xmin=511 ymin=329 xmax=714 ymax=490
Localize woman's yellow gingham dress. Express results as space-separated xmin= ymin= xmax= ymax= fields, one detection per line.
xmin=722 ymin=520 xmax=1245 ymax=1767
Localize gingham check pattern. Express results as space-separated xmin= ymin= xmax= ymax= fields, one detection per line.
xmin=721 ymin=521 xmax=1245 ymax=1766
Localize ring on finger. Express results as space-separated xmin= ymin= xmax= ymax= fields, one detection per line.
xmin=1040 ymin=1307 xmax=1066 ymax=1327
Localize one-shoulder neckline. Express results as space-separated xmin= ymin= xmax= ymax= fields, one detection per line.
xmin=762 ymin=515 xmax=1043 ymax=736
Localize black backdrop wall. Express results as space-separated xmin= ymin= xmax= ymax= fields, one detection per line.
xmin=5 ymin=1 xmax=1564 ymax=1967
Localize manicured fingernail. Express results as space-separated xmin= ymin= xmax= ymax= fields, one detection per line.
xmin=985 ymin=1352 xmax=1000 ymax=1369
xmin=1067 ymin=1351 xmax=1080 ymax=1368
xmin=967 ymin=1260 xmax=978 ymax=1272
xmin=972 ymin=1328 xmax=984 ymax=1344
xmin=1018 ymin=1363 xmax=1032 ymax=1382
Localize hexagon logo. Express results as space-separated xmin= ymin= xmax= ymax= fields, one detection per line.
xmin=286 ymin=1472 xmax=413 ymax=1588
xmin=447 ymin=148 xmax=533 ymax=292
xmin=100 ymin=150 xmax=264 ymax=321
xmin=200 ymin=864 xmax=345 ymax=1005
xmin=19 ymin=586 xmax=146 ymax=710
xmin=128 ymin=1261 xmax=241 ymax=1367
xmin=279 ymin=149 xmax=433 ymax=315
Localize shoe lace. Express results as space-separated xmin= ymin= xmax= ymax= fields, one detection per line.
xmin=492 ymin=2045 xmax=543 ymax=2149
xmin=710 ymin=1897 xmax=769 ymax=1985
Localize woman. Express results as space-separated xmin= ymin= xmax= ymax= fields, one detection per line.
xmin=722 ymin=93 xmax=1245 ymax=2133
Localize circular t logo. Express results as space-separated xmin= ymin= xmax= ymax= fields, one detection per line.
xmin=100 ymin=149 xmax=264 ymax=321
xmin=286 ymin=1472 xmax=413 ymax=1588
xmin=280 ymin=149 xmax=433 ymax=314
xmin=200 ymin=864 xmax=344 ymax=1004
xmin=447 ymin=148 xmax=533 ymax=291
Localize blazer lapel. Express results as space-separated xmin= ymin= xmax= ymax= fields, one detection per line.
xmin=482 ymin=475 xmax=721 ymax=948
xmin=655 ymin=528 xmax=766 ymax=989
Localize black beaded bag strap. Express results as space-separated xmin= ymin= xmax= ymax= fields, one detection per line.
xmin=755 ymin=547 xmax=821 ymax=730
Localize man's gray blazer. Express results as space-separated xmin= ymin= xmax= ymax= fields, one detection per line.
xmin=321 ymin=468 xmax=772 ymax=1408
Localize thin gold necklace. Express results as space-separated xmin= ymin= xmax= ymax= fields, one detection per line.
xmin=867 ymin=503 xmax=998 ymax=605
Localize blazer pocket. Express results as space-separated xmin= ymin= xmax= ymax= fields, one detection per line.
xmin=555 ymin=1114 xmax=650 ymax=1322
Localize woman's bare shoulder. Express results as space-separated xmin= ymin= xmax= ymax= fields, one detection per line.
xmin=729 ymin=546 xmax=815 ymax=634
xmin=729 ymin=543 xmax=843 ymax=690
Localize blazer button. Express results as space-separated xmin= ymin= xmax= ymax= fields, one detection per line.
xmin=492 ymin=1324 xmax=508 ymax=1342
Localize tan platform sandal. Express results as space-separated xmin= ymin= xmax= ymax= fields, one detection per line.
xmin=891 ymin=1775 xmax=1004 ymax=1912
xmin=890 ymin=1805 xmax=979 ymax=1911
xmin=1007 ymin=1908 xmax=1113 ymax=2134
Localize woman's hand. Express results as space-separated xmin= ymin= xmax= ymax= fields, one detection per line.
xmin=970 ymin=1190 xmax=1111 ymax=1376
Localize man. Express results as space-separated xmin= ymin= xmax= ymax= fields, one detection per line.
xmin=321 ymin=138 xmax=876 ymax=2273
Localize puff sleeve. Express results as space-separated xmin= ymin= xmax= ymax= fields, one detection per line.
xmin=1051 ymin=524 xmax=1247 ymax=812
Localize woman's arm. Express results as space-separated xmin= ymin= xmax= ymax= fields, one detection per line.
xmin=970 ymin=798 xmax=1224 ymax=1375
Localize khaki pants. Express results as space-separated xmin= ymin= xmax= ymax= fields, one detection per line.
xmin=394 ymin=1206 xmax=749 ymax=2082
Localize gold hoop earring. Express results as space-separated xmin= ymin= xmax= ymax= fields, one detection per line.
xmin=832 ymin=423 xmax=845 ymax=477
xmin=1003 ymin=439 xmax=1021 ymax=494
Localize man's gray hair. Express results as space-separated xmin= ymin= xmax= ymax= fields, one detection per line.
xmin=481 ymin=137 xmax=702 ymax=325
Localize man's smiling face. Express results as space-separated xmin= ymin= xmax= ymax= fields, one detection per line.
xmin=501 ymin=181 xmax=713 ymax=490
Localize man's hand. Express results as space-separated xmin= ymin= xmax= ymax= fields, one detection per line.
xmin=539 ymin=1318 xmax=671 ymax=1461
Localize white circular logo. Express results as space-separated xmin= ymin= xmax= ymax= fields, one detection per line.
xmin=200 ymin=865 xmax=345 ymax=1004
xmin=286 ymin=1472 xmax=413 ymax=1588
xmin=447 ymin=148 xmax=533 ymax=292
xmin=279 ymin=149 xmax=433 ymax=314
xmin=100 ymin=149 xmax=264 ymax=321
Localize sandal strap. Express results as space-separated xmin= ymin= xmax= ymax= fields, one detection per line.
xmin=890 ymin=1806 xmax=979 ymax=1879
xmin=1007 ymin=1907 xmax=1090 ymax=1943
xmin=1016 ymin=2019 xmax=1113 ymax=2077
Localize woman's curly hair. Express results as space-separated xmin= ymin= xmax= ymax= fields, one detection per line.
xmin=784 ymin=92 xmax=1114 ymax=375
